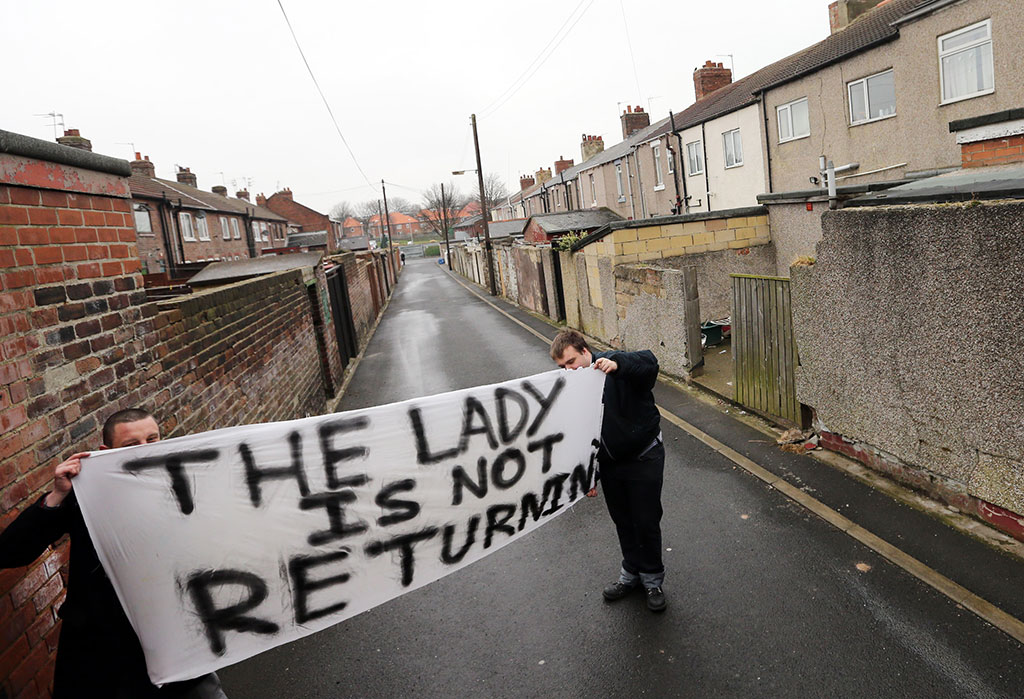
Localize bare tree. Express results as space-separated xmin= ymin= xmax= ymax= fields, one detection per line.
xmin=382 ymin=196 xmax=417 ymax=215
xmin=329 ymin=200 xmax=354 ymax=222
xmin=418 ymin=182 xmax=469 ymax=237
xmin=356 ymin=200 xmax=381 ymax=220
xmin=472 ymin=172 xmax=509 ymax=212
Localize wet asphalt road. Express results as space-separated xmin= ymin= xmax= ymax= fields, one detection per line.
xmin=220 ymin=258 xmax=1024 ymax=698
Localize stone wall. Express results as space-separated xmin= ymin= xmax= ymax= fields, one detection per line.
xmin=792 ymin=200 xmax=1024 ymax=536
xmin=608 ymin=207 xmax=769 ymax=264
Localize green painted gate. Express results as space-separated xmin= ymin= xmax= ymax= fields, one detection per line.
xmin=730 ymin=274 xmax=802 ymax=426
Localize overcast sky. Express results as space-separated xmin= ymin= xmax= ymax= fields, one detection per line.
xmin=2 ymin=0 xmax=831 ymax=214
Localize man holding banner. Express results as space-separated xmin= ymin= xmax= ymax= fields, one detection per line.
xmin=551 ymin=330 xmax=667 ymax=612
xmin=0 ymin=409 xmax=226 ymax=698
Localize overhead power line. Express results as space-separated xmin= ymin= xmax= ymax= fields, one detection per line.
xmin=479 ymin=0 xmax=594 ymax=119
xmin=619 ymin=0 xmax=643 ymax=103
xmin=276 ymin=0 xmax=373 ymax=186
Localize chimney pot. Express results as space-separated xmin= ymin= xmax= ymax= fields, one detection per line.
xmin=176 ymin=167 xmax=198 ymax=187
xmin=130 ymin=153 xmax=156 ymax=177
xmin=55 ymin=128 xmax=92 ymax=152
xmin=693 ymin=59 xmax=733 ymax=101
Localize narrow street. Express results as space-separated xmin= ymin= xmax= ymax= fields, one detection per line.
xmin=220 ymin=259 xmax=1024 ymax=698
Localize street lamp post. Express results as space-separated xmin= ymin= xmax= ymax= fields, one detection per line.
xmin=453 ymin=114 xmax=497 ymax=296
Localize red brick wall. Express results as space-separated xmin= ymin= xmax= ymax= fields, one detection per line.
xmin=0 ymin=146 xmax=349 ymax=697
xmin=523 ymin=220 xmax=554 ymax=244
xmin=133 ymin=203 xmax=253 ymax=272
xmin=264 ymin=193 xmax=340 ymax=253
xmin=961 ymin=134 xmax=1024 ymax=168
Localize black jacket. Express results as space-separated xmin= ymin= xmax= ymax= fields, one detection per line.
xmin=0 ymin=493 xmax=210 ymax=698
xmin=593 ymin=349 xmax=661 ymax=461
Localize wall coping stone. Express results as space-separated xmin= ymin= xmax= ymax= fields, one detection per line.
xmin=0 ymin=129 xmax=131 ymax=177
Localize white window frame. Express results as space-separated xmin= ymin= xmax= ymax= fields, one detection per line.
xmin=777 ymin=97 xmax=810 ymax=143
xmin=196 ymin=214 xmax=210 ymax=241
xmin=723 ymin=129 xmax=743 ymax=169
xmin=615 ymin=161 xmax=625 ymax=201
xmin=651 ymin=143 xmax=664 ymax=189
xmin=133 ymin=204 xmax=152 ymax=234
xmin=938 ymin=19 xmax=994 ymax=105
xmin=666 ymin=141 xmax=674 ymax=175
xmin=231 ymin=218 xmax=241 ymax=239
xmin=686 ymin=140 xmax=704 ymax=176
xmin=847 ymin=69 xmax=896 ymax=125
xmin=179 ymin=212 xmax=195 ymax=241
xmin=589 ymin=173 xmax=596 ymax=204
xmin=220 ymin=216 xmax=231 ymax=240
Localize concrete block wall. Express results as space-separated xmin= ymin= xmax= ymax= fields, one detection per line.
xmin=609 ymin=212 xmax=770 ymax=265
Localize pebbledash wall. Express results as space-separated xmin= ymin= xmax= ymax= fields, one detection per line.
xmin=792 ymin=201 xmax=1024 ymax=539
xmin=0 ymin=133 xmax=377 ymax=697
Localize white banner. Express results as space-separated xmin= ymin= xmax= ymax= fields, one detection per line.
xmin=74 ymin=368 xmax=605 ymax=684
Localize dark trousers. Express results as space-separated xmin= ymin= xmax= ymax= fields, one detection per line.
xmin=600 ymin=442 xmax=665 ymax=581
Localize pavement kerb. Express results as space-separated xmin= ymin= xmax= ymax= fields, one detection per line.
xmin=442 ymin=267 xmax=1024 ymax=646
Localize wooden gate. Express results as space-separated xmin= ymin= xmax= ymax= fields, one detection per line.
xmin=731 ymin=274 xmax=802 ymax=426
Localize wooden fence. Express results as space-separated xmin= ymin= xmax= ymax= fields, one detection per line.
xmin=731 ymin=274 xmax=802 ymax=425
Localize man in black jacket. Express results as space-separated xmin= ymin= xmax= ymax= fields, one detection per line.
xmin=0 ymin=408 xmax=225 ymax=698
xmin=551 ymin=330 xmax=666 ymax=612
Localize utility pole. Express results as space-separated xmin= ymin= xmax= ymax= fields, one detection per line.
xmin=471 ymin=114 xmax=497 ymax=295
xmin=441 ymin=182 xmax=452 ymax=270
xmin=381 ymin=180 xmax=393 ymax=248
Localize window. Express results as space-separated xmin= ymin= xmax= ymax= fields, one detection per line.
xmin=261 ymin=222 xmax=270 ymax=242
xmin=652 ymin=144 xmax=664 ymax=188
xmin=615 ymin=161 xmax=624 ymax=201
xmin=220 ymin=216 xmax=231 ymax=240
xmin=230 ymin=218 xmax=240 ymax=239
xmin=848 ymin=69 xmax=896 ymax=124
xmin=686 ymin=140 xmax=703 ymax=175
xmin=723 ymin=129 xmax=743 ymax=168
xmin=777 ymin=97 xmax=810 ymax=142
xmin=666 ymin=144 xmax=674 ymax=175
xmin=589 ymin=173 xmax=596 ymax=204
xmin=179 ymin=212 xmax=195 ymax=241
xmin=196 ymin=214 xmax=210 ymax=241
xmin=133 ymin=204 xmax=152 ymax=234
xmin=939 ymin=20 xmax=993 ymax=104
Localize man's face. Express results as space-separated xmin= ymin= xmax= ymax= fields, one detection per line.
xmin=555 ymin=346 xmax=591 ymax=370
xmin=104 ymin=417 xmax=161 ymax=449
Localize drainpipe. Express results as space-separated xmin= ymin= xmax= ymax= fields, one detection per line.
xmin=632 ymin=148 xmax=646 ymax=219
xmin=670 ymin=111 xmax=687 ymax=214
xmin=242 ymin=207 xmax=257 ymax=258
xmin=701 ymin=121 xmax=711 ymax=212
xmin=625 ymin=158 xmax=636 ymax=219
xmin=759 ymin=93 xmax=774 ymax=194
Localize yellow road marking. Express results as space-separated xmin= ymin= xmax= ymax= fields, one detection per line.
xmin=445 ymin=266 xmax=1024 ymax=645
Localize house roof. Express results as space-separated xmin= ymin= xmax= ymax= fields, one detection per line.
xmin=342 ymin=217 xmax=363 ymax=228
xmin=368 ymin=211 xmax=419 ymax=225
xmin=453 ymin=213 xmax=482 ymax=229
xmin=188 ymin=252 xmax=322 ymax=285
xmin=286 ymin=231 xmax=328 ymax=248
xmin=848 ymin=164 xmax=1024 ymax=206
xmin=527 ymin=208 xmax=623 ymax=235
xmin=488 ymin=219 xmax=528 ymax=238
xmin=129 ymin=175 xmax=287 ymax=222
xmin=338 ymin=236 xmax=370 ymax=251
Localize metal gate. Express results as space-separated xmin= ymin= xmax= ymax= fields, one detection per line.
xmin=731 ymin=274 xmax=802 ymax=426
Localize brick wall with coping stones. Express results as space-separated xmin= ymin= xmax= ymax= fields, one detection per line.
xmin=0 ymin=157 xmax=350 ymax=696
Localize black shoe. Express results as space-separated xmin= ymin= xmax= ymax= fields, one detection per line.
xmin=645 ymin=586 xmax=667 ymax=612
xmin=602 ymin=581 xmax=639 ymax=602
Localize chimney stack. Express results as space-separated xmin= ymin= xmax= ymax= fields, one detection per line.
xmin=829 ymin=0 xmax=887 ymax=34
xmin=176 ymin=167 xmax=198 ymax=188
xmin=276 ymin=187 xmax=293 ymax=200
xmin=693 ymin=61 xmax=732 ymax=101
xmin=620 ymin=106 xmax=651 ymax=139
xmin=236 ymin=189 xmax=250 ymax=202
xmin=535 ymin=167 xmax=552 ymax=184
xmin=212 ymin=185 xmax=228 ymax=196
xmin=256 ymin=193 xmax=267 ymax=207
xmin=554 ymin=155 xmax=574 ymax=175
xmin=130 ymin=153 xmax=156 ymax=178
xmin=520 ymin=174 xmax=535 ymax=191
xmin=581 ymin=134 xmax=605 ymax=162
xmin=56 ymin=128 xmax=92 ymax=152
